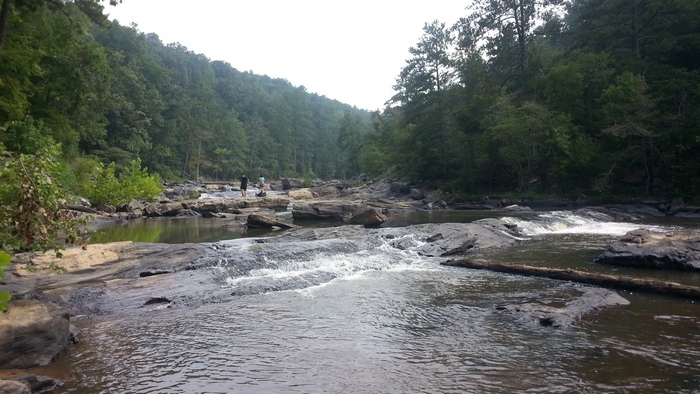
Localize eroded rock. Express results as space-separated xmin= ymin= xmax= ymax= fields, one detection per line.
xmin=0 ymin=300 xmax=75 ymax=369
xmin=595 ymin=229 xmax=700 ymax=271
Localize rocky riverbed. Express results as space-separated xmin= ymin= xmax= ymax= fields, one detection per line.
xmin=2 ymin=179 xmax=700 ymax=392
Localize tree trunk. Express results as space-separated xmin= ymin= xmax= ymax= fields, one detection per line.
xmin=442 ymin=259 xmax=700 ymax=300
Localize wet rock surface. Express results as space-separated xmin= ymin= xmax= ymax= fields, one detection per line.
xmin=0 ymin=300 xmax=74 ymax=369
xmin=5 ymin=219 xmax=526 ymax=320
xmin=497 ymin=287 xmax=630 ymax=328
xmin=595 ymin=228 xmax=700 ymax=271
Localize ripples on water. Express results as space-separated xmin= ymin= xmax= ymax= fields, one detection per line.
xmin=46 ymin=210 xmax=700 ymax=393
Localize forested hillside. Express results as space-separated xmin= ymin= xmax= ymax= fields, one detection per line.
xmin=1 ymin=0 xmax=700 ymax=202
xmin=0 ymin=0 xmax=368 ymax=182
xmin=367 ymin=0 xmax=700 ymax=201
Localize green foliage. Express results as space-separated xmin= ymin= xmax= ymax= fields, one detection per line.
xmin=0 ymin=251 xmax=10 ymax=312
xmin=0 ymin=144 xmax=88 ymax=254
xmin=72 ymin=158 xmax=163 ymax=207
xmin=303 ymin=170 xmax=316 ymax=188
xmin=120 ymin=158 xmax=163 ymax=202
xmin=3 ymin=0 xmax=700 ymax=201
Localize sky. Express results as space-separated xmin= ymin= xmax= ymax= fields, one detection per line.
xmin=106 ymin=1 xmax=469 ymax=111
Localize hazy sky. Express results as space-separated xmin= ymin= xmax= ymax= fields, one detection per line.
xmin=106 ymin=1 xmax=469 ymax=111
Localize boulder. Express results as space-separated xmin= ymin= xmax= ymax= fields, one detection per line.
xmin=497 ymin=288 xmax=630 ymax=328
xmin=247 ymin=214 xmax=294 ymax=229
xmin=389 ymin=182 xmax=410 ymax=195
xmin=594 ymin=229 xmax=700 ymax=271
xmin=281 ymin=178 xmax=305 ymax=190
xmin=668 ymin=197 xmax=685 ymax=215
xmin=291 ymin=202 xmax=377 ymax=221
xmin=282 ymin=178 xmax=292 ymax=190
xmin=288 ymin=188 xmax=315 ymax=200
xmin=95 ymin=204 xmax=116 ymax=214
xmin=0 ymin=374 xmax=63 ymax=393
xmin=292 ymin=203 xmax=345 ymax=221
xmin=0 ymin=380 xmax=30 ymax=394
xmin=409 ymin=188 xmax=425 ymax=200
xmin=0 ymin=300 xmax=75 ymax=369
xmin=144 ymin=202 xmax=186 ymax=217
xmin=347 ymin=209 xmax=388 ymax=228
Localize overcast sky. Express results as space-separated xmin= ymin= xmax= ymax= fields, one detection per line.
xmin=106 ymin=1 xmax=469 ymax=111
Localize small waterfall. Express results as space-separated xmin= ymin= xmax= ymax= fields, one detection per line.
xmin=215 ymin=234 xmax=435 ymax=295
xmin=502 ymin=210 xmax=667 ymax=236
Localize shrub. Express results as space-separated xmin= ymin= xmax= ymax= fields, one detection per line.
xmin=0 ymin=144 xmax=87 ymax=254
xmin=73 ymin=158 xmax=163 ymax=206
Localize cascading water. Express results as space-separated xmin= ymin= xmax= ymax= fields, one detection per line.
xmin=502 ymin=210 xmax=670 ymax=236
xmin=43 ymin=210 xmax=700 ymax=393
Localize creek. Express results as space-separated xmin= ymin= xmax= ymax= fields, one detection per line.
xmin=42 ymin=209 xmax=700 ymax=393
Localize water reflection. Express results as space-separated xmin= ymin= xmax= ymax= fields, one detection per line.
xmin=88 ymin=217 xmax=283 ymax=244
xmin=89 ymin=209 xmax=532 ymax=245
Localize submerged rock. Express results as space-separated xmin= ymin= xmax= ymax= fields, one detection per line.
xmin=498 ymin=287 xmax=630 ymax=328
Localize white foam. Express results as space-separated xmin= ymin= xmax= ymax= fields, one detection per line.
xmin=503 ymin=211 xmax=667 ymax=237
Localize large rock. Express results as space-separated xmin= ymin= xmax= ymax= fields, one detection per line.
xmin=594 ymin=229 xmax=700 ymax=271
xmin=389 ymin=182 xmax=410 ymax=195
xmin=188 ymin=197 xmax=290 ymax=214
xmin=0 ymin=380 xmax=30 ymax=394
xmin=498 ymin=288 xmax=630 ymax=328
xmin=247 ymin=214 xmax=294 ymax=229
xmin=409 ymin=188 xmax=425 ymax=200
xmin=144 ymin=202 xmax=187 ymax=217
xmin=0 ymin=374 xmax=63 ymax=393
xmin=347 ymin=209 xmax=388 ymax=227
xmin=0 ymin=300 xmax=75 ymax=369
xmin=288 ymin=189 xmax=316 ymax=200
xmin=291 ymin=202 xmax=380 ymax=221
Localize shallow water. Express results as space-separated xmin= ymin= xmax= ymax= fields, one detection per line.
xmin=40 ymin=210 xmax=700 ymax=393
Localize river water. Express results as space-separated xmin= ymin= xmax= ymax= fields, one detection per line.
xmin=41 ymin=210 xmax=700 ymax=393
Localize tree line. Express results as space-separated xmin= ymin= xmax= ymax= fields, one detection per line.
xmin=356 ymin=0 xmax=700 ymax=202
xmin=1 ymin=0 xmax=699 ymax=204
xmin=0 ymin=0 xmax=368 ymax=183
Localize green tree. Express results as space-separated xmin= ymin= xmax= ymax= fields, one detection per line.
xmin=485 ymin=95 xmax=574 ymax=192
xmin=337 ymin=111 xmax=368 ymax=177
xmin=599 ymin=72 xmax=658 ymax=195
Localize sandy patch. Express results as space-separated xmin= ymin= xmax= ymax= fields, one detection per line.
xmin=12 ymin=242 xmax=137 ymax=276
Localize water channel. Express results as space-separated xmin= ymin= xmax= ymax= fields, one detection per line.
xmin=40 ymin=208 xmax=700 ymax=393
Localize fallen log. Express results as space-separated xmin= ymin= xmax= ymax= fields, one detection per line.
xmin=442 ymin=259 xmax=700 ymax=300
xmin=62 ymin=203 xmax=100 ymax=214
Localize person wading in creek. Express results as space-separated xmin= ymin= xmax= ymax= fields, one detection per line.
xmin=240 ymin=174 xmax=249 ymax=197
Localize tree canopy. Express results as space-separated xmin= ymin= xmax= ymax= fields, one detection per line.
xmin=2 ymin=0 xmax=700 ymax=203
xmin=0 ymin=0 xmax=368 ymax=182
xmin=369 ymin=0 xmax=700 ymax=201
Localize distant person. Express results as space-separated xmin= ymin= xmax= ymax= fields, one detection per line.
xmin=240 ymin=174 xmax=248 ymax=197
xmin=258 ymin=175 xmax=265 ymax=192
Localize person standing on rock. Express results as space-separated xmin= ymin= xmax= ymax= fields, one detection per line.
xmin=258 ymin=175 xmax=265 ymax=193
xmin=240 ymin=174 xmax=249 ymax=197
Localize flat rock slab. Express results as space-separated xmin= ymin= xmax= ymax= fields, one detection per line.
xmin=595 ymin=229 xmax=700 ymax=271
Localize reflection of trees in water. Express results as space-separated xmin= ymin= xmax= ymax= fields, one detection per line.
xmin=89 ymin=221 xmax=165 ymax=243
xmin=89 ymin=218 xmax=245 ymax=244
